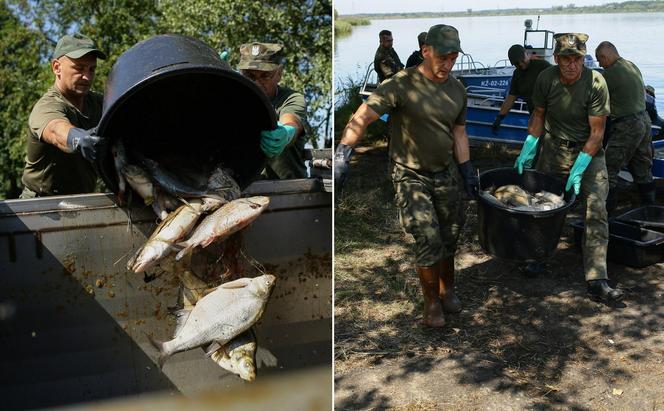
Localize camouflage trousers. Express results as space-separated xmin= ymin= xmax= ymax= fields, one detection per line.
xmin=536 ymin=134 xmax=609 ymax=281
xmin=605 ymin=111 xmax=653 ymax=187
xmin=391 ymin=162 xmax=463 ymax=267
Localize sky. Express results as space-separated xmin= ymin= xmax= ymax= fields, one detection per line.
xmin=336 ymin=0 xmax=615 ymax=15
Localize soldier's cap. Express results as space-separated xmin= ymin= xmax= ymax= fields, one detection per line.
xmin=417 ymin=32 xmax=427 ymax=47
xmin=645 ymin=85 xmax=655 ymax=95
xmin=424 ymin=24 xmax=463 ymax=55
xmin=53 ymin=33 xmax=106 ymax=60
xmin=508 ymin=44 xmax=526 ymax=66
xmin=553 ymin=33 xmax=589 ymax=56
xmin=238 ymin=42 xmax=284 ymax=71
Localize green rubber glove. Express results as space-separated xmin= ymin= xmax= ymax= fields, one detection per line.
xmin=565 ymin=151 xmax=592 ymax=195
xmin=514 ymin=134 xmax=539 ymax=174
xmin=260 ymin=122 xmax=297 ymax=158
xmin=219 ymin=50 xmax=230 ymax=62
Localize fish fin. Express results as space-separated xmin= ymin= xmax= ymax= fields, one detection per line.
xmin=220 ymin=278 xmax=251 ymax=289
xmin=255 ymin=346 xmax=278 ymax=368
xmin=205 ymin=341 xmax=223 ymax=357
xmin=172 ymin=308 xmax=193 ymax=336
xmin=145 ymin=332 xmax=169 ymax=370
xmin=174 ymin=245 xmax=192 ymax=261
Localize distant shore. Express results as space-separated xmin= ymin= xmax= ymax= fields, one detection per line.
xmin=339 ymin=1 xmax=664 ymax=20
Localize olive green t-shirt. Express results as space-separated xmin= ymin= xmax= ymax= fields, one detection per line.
xmin=532 ymin=66 xmax=610 ymax=143
xmin=508 ymin=59 xmax=551 ymax=112
xmin=601 ymin=57 xmax=646 ymax=118
xmin=22 ymin=85 xmax=102 ymax=196
xmin=263 ymin=85 xmax=308 ymax=180
xmin=366 ymin=67 xmax=467 ymax=173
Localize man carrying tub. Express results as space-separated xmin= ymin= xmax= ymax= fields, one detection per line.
xmin=513 ymin=33 xmax=623 ymax=302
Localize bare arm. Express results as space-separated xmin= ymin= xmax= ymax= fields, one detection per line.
xmin=279 ymin=112 xmax=304 ymax=145
xmin=498 ymin=95 xmax=518 ymax=116
xmin=452 ymin=124 xmax=470 ymax=164
xmin=527 ymin=106 xmax=546 ymax=137
xmin=41 ymin=119 xmax=75 ymax=153
xmin=339 ymin=103 xmax=381 ymax=147
xmin=582 ymin=115 xmax=606 ymax=156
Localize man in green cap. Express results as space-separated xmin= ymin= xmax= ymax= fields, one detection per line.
xmin=491 ymin=44 xmax=551 ymax=135
xmin=374 ymin=30 xmax=404 ymax=83
xmin=20 ymin=33 xmax=106 ymax=198
xmin=514 ymin=32 xmax=623 ymax=302
xmin=238 ymin=42 xmax=307 ymax=179
xmin=595 ymin=41 xmax=656 ymax=209
xmin=335 ymin=24 xmax=478 ymax=328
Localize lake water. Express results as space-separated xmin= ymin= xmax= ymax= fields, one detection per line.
xmin=335 ymin=13 xmax=664 ymax=112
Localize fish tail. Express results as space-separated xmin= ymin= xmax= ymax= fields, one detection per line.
xmin=175 ymin=245 xmax=191 ymax=261
xmin=146 ymin=333 xmax=169 ymax=370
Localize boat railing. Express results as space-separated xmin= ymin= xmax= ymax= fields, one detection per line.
xmin=454 ymin=54 xmax=487 ymax=75
xmin=466 ymin=85 xmax=529 ymax=112
xmin=493 ymin=59 xmax=513 ymax=69
xmin=359 ymin=63 xmax=378 ymax=98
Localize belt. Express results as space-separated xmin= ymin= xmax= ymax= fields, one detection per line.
xmin=611 ymin=110 xmax=646 ymax=124
xmin=548 ymin=134 xmax=578 ymax=148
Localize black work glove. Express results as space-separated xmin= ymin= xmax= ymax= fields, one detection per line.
xmin=66 ymin=127 xmax=104 ymax=162
xmin=457 ymin=160 xmax=479 ymax=198
xmin=334 ymin=143 xmax=354 ymax=191
xmin=491 ymin=114 xmax=505 ymax=135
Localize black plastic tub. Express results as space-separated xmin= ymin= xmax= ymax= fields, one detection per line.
xmin=96 ymin=34 xmax=276 ymax=192
xmin=570 ymin=219 xmax=664 ymax=268
xmin=615 ymin=205 xmax=664 ymax=233
xmin=477 ymin=167 xmax=576 ymax=262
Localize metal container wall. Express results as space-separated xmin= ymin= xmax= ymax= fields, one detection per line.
xmin=0 ymin=180 xmax=331 ymax=410
xmin=96 ymin=34 xmax=276 ymax=191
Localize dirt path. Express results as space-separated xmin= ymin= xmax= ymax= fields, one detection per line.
xmin=334 ymin=142 xmax=664 ymax=410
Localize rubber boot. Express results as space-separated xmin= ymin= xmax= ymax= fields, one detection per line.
xmin=606 ymin=188 xmax=618 ymax=215
xmin=637 ymin=182 xmax=657 ymax=206
xmin=438 ymin=257 xmax=462 ymax=313
xmin=417 ymin=266 xmax=445 ymax=328
xmin=587 ymin=279 xmax=624 ymax=302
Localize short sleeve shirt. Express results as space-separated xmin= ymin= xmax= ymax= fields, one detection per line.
xmin=508 ymin=59 xmax=551 ymax=111
xmin=264 ymin=85 xmax=308 ymax=180
xmin=532 ymin=66 xmax=610 ymax=143
xmin=601 ymin=57 xmax=646 ymax=118
xmin=22 ymin=86 xmax=103 ymax=195
xmin=366 ymin=67 xmax=467 ymax=173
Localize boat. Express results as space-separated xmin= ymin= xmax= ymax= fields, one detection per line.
xmin=358 ymin=17 xmax=664 ymax=176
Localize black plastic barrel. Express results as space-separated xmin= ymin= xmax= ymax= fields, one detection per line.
xmin=96 ymin=34 xmax=276 ymax=192
xmin=477 ymin=167 xmax=576 ymax=262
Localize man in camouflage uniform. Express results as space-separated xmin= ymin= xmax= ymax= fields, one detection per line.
xmin=491 ymin=44 xmax=551 ymax=134
xmin=514 ymin=33 xmax=623 ymax=302
xmin=595 ymin=41 xmax=655 ymax=209
xmin=645 ymin=85 xmax=664 ymax=128
xmin=405 ymin=32 xmax=427 ymax=68
xmin=238 ymin=42 xmax=308 ymax=179
xmin=373 ymin=30 xmax=404 ymax=83
xmin=21 ymin=33 xmax=106 ymax=198
xmin=335 ymin=25 xmax=479 ymax=328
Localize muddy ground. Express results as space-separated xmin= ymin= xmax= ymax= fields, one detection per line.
xmin=334 ymin=141 xmax=664 ymax=411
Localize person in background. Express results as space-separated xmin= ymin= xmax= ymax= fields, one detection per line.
xmin=335 ymin=24 xmax=478 ymax=328
xmin=595 ymin=41 xmax=655 ymax=209
xmin=645 ymin=85 xmax=664 ymax=129
xmin=514 ymin=33 xmax=623 ymax=303
xmin=21 ymin=33 xmax=106 ymax=198
xmin=238 ymin=42 xmax=308 ymax=179
xmin=491 ymin=44 xmax=551 ymax=135
xmin=373 ymin=29 xmax=404 ymax=83
xmin=405 ymin=32 xmax=427 ymax=68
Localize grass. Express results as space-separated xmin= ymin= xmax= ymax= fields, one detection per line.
xmin=334 ymin=17 xmax=371 ymax=36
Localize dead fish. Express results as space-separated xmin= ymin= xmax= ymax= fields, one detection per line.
xmin=123 ymin=164 xmax=154 ymax=205
xmin=493 ymin=185 xmax=531 ymax=207
xmin=175 ymin=196 xmax=270 ymax=261
xmin=534 ymin=191 xmax=565 ymax=208
xmin=209 ymin=330 xmax=257 ymax=382
xmin=139 ymin=157 xmax=237 ymax=201
xmin=148 ymin=274 xmax=276 ymax=369
xmin=111 ymin=140 xmax=128 ymax=203
xmin=127 ymin=200 xmax=203 ymax=273
xmin=200 ymin=196 xmax=226 ymax=213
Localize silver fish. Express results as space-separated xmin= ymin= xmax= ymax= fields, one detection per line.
xmin=123 ymin=164 xmax=154 ymax=205
xmin=127 ymin=200 xmax=203 ymax=273
xmin=175 ymin=196 xmax=270 ymax=261
xmin=488 ymin=184 xmax=565 ymax=212
xmin=148 ymin=274 xmax=276 ymax=369
xmin=209 ymin=330 xmax=257 ymax=382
